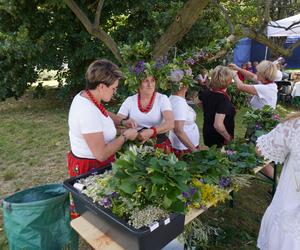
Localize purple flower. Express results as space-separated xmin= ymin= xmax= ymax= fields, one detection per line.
xmin=272 ymin=114 xmax=280 ymax=121
xmin=194 ymin=51 xmax=205 ymax=60
xmin=185 ymin=58 xmax=195 ymax=65
xmin=226 ymin=150 xmax=236 ymax=156
xmin=182 ymin=191 xmax=189 ymax=199
xmin=219 ymin=177 xmax=231 ymax=188
xmin=111 ymin=192 xmax=118 ymax=199
xmin=134 ymin=61 xmax=145 ymax=75
xmin=100 ymin=197 xmax=112 ymax=208
xmin=189 ymin=188 xmax=197 ymax=196
xmin=255 ymin=123 xmax=262 ymax=130
xmin=155 ymin=56 xmax=169 ymax=69
xmin=169 ymin=69 xmax=184 ymax=82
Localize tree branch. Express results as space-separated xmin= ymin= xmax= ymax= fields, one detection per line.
xmin=94 ymin=0 xmax=104 ymax=27
xmin=64 ymin=0 xmax=124 ymax=64
xmin=243 ymin=27 xmax=300 ymax=57
xmin=153 ymin=0 xmax=210 ymax=58
xmin=206 ymin=34 xmax=240 ymax=63
xmin=257 ymin=0 xmax=271 ymax=33
xmin=65 ymin=0 xmax=93 ymax=33
xmin=212 ymin=0 xmax=234 ymax=34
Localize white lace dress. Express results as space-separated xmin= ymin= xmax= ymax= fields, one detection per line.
xmin=257 ymin=118 xmax=300 ymax=250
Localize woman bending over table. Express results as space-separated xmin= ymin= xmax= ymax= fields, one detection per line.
xmin=199 ymin=66 xmax=235 ymax=148
xmin=117 ymin=65 xmax=174 ymax=153
xmin=169 ymin=85 xmax=200 ymax=158
xmin=68 ymin=59 xmax=138 ymax=177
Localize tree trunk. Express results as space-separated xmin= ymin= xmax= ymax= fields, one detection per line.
xmin=65 ymin=0 xmax=125 ymax=64
xmin=153 ymin=0 xmax=210 ymax=59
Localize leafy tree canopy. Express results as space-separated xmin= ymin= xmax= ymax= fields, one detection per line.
xmin=0 ymin=0 xmax=299 ymax=100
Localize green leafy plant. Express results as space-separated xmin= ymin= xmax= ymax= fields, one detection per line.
xmin=224 ymin=140 xmax=264 ymax=175
xmin=111 ymin=145 xmax=191 ymax=213
xmin=227 ymin=85 xmax=249 ymax=108
xmin=243 ymin=105 xmax=281 ymax=143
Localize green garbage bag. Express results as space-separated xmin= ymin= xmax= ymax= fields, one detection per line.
xmin=2 ymin=183 xmax=78 ymax=250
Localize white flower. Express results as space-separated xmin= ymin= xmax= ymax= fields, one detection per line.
xmin=185 ymin=68 xmax=193 ymax=76
xmin=169 ymin=69 xmax=184 ymax=82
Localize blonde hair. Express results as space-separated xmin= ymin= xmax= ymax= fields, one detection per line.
xmin=256 ymin=60 xmax=277 ymax=82
xmin=85 ymin=59 xmax=123 ymax=90
xmin=210 ymin=66 xmax=232 ymax=89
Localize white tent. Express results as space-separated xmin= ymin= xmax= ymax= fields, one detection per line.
xmin=268 ymin=14 xmax=300 ymax=37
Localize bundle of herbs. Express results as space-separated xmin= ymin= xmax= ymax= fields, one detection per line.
xmin=243 ymin=105 xmax=281 ymax=143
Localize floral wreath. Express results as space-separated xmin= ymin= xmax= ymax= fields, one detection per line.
xmin=123 ymin=57 xmax=196 ymax=92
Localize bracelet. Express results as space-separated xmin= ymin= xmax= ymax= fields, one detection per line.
xmin=150 ymin=127 xmax=157 ymax=138
xmin=120 ymin=118 xmax=127 ymax=126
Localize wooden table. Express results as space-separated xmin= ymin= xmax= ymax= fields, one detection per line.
xmin=71 ymin=165 xmax=268 ymax=250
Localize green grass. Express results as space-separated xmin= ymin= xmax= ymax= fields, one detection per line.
xmin=0 ymin=89 xmax=292 ymax=249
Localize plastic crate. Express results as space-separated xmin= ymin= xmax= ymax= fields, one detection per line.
xmin=63 ymin=166 xmax=185 ymax=250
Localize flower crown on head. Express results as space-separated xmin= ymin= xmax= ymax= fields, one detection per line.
xmin=123 ymin=56 xmax=196 ymax=92
xmin=167 ymin=58 xmax=195 ymax=92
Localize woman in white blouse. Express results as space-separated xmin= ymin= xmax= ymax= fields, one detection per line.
xmin=117 ymin=73 xmax=174 ymax=153
xmin=229 ymin=61 xmax=279 ymax=180
xmin=229 ymin=60 xmax=278 ymax=110
xmin=68 ymin=59 xmax=138 ymax=177
xmin=169 ymin=85 xmax=200 ymax=157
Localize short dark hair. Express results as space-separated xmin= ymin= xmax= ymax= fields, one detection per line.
xmin=85 ymin=59 xmax=123 ymax=90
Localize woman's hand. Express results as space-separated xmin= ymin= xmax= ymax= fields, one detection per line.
xmin=228 ymin=63 xmax=240 ymax=71
xmin=123 ymin=128 xmax=138 ymax=141
xmin=123 ymin=118 xmax=138 ymax=129
xmin=138 ymin=129 xmax=154 ymax=144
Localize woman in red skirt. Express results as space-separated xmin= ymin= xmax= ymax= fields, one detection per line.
xmin=68 ymin=59 xmax=138 ymax=177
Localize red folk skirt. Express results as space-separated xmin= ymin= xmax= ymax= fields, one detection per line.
xmin=155 ymin=134 xmax=173 ymax=154
xmin=67 ymin=151 xmax=115 ymax=177
xmin=173 ymin=145 xmax=199 ymax=158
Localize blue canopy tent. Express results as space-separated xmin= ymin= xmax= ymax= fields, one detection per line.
xmin=234 ymin=14 xmax=300 ymax=68
xmin=233 ymin=37 xmax=300 ymax=69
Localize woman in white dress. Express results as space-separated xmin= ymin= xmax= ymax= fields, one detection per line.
xmin=169 ymin=85 xmax=200 ymax=158
xmin=256 ymin=112 xmax=300 ymax=250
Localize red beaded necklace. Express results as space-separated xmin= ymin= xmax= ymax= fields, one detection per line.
xmin=85 ymin=89 xmax=109 ymax=117
xmin=138 ymin=91 xmax=156 ymax=113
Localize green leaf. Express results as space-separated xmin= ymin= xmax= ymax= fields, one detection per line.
xmin=119 ymin=182 xmax=136 ymax=194
xmin=163 ymin=195 xmax=172 ymax=208
xmin=150 ymin=175 xmax=166 ymax=184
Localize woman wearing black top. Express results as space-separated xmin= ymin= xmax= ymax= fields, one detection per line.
xmin=199 ymin=66 xmax=235 ymax=147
